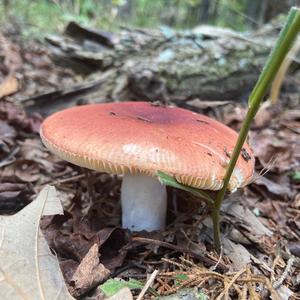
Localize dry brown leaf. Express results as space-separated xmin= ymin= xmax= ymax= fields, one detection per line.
xmin=0 ymin=75 xmax=18 ymax=99
xmin=253 ymin=175 xmax=292 ymax=198
xmin=0 ymin=186 xmax=74 ymax=300
xmin=69 ymin=243 xmax=110 ymax=298
xmin=223 ymin=238 xmax=251 ymax=271
xmin=253 ymin=100 xmax=281 ymax=128
xmin=250 ymin=128 xmax=297 ymax=172
xmin=222 ymin=201 xmax=273 ymax=237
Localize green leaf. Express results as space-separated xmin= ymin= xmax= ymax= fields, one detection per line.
xmin=174 ymin=273 xmax=189 ymax=286
xmin=99 ymin=278 xmax=159 ymax=297
xmin=99 ymin=278 xmax=141 ymax=297
xmin=291 ymin=171 xmax=300 ymax=182
xmin=156 ymin=171 xmax=214 ymax=206
xmin=99 ymin=279 xmax=125 ymax=297
xmin=197 ymin=291 xmax=209 ymax=300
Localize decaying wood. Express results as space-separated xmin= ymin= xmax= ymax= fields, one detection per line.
xmin=43 ymin=22 xmax=274 ymax=108
xmin=22 ymin=73 xmax=111 ymax=115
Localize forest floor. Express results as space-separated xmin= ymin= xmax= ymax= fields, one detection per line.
xmin=0 ymin=24 xmax=300 ymax=300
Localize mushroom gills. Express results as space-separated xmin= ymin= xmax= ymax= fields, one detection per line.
xmin=121 ymin=173 xmax=167 ymax=231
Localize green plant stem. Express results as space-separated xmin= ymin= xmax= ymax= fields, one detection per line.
xmin=212 ymin=7 xmax=300 ymax=252
xmin=211 ymin=206 xmax=221 ymax=252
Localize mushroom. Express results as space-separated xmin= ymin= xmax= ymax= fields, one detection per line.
xmin=40 ymin=101 xmax=254 ymax=231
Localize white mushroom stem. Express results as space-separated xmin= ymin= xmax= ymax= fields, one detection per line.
xmin=121 ymin=173 xmax=167 ymax=231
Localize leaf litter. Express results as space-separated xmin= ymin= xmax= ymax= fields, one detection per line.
xmin=0 ymin=24 xmax=299 ymax=299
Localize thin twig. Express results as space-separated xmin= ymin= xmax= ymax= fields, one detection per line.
xmin=43 ymin=174 xmax=85 ymax=186
xmin=273 ymin=255 xmax=295 ymax=289
xmin=216 ymin=268 xmax=246 ymax=300
xmin=210 ymin=246 xmax=224 ymax=271
xmin=246 ymin=265 xmax=257 ymax=300
xmin=136 ymin=269 xmax=158 ymax=300
xmin=265 ymin=279 xmax=281 ymax=300
xmin=240 ymin=285 xmax=248 ymax=300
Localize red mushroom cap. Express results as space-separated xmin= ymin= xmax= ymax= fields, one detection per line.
xmin=40 ymin=101 xmax=254 ymax=191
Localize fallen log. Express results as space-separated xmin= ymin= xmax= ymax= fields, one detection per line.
xmin=45 ymin=22 xmax=272 ymax=103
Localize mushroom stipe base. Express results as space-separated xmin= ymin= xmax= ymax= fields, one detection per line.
xmin=121 ymin=174 xmax=167 ymax=231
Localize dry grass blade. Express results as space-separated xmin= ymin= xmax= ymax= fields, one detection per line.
xmin=246 ymin=265 xmax=258 ymax=300
xmin=273 ymin=255 xmax=295 ymax=289
xmin=270 ymin=40 xmax=300 ymax=103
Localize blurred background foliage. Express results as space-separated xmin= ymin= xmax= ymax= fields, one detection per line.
xmin=1 ymin=0 xmax=299 ymax=39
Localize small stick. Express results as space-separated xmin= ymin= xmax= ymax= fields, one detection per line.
xmin=136 ymin=269 xmax=158 ymax=300
xmin=84 ymin=169 xmax=96 ymax=202
xmin=265 ymin=279 xmax=281 ymax=300
xmin=43 ymin=174 xmax=85 ymax=186
xmin=156 ymin=277 xmax=172 ymax=294
xmin=240 ymin=285 xmax=248 ymax=300
xmin=161 ymin=258 xmax=187 ymax=270
xmin=216 ymin=268 xmax=246 ymax=300
xmin=273 ymin=255 xmax=295 ymax=289
xmin=210 ymin=246 xmax=224 ymax=271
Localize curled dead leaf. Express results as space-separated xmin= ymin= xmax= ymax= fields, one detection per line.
xmin=252 ymin=175 xmax=292 ymax=199
xmin=68 ymin=244 xmax=110 ymax=298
